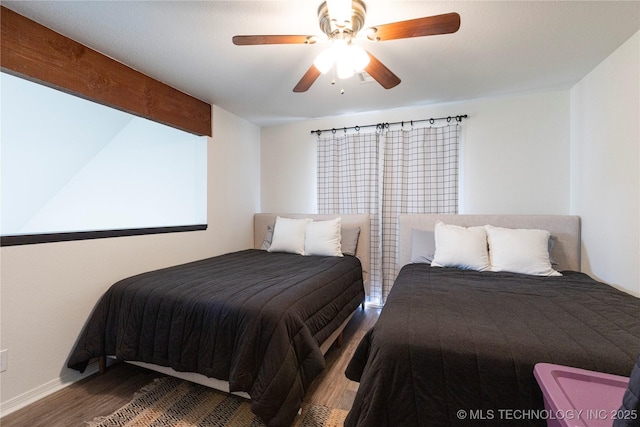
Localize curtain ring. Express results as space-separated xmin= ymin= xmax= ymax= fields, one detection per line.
xmin=331 ymin=128 xmax=337 ymax=134
xmin=316 ymin=130 xmax=322 ymax=136
xmin=447 ymin=116 xmax=452 ymax=123
xmin=343 ymin=127 xmax=347 ymax=133
xmin=429 ymin=118 xmax=435 ymax=125
xmin=355 ymin=125 xmax=360 ymax=132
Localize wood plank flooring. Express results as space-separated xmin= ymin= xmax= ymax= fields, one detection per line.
xmin=1 ymin=306 xmax=379 ymax=427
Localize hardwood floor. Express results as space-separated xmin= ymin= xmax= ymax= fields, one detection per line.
xmin=1 ymin=306 xmax=379 ymax=427
xmin=304 ymin=306 xmax=380 ymax=411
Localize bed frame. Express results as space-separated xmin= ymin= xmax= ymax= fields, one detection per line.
xmin=117 ymin=213 xmax=371 ymax=399
xmin=397 ymin=214 xmax=581 ymax=271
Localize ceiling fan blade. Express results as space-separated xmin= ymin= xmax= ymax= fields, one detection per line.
xmin=293 ymin=65 xmax=321 ymax=92
xmin=367 ymin=12 xmax=460 ymax=41
xmin=232 ymin=35 xmax=316 ymax=45
xmin=364 ymin=52 xmax=401 ymax=89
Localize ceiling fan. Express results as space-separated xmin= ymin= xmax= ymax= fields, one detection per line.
xmin=232 ymin=0 xmax=460 ymax=93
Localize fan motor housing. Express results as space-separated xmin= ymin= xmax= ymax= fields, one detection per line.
xmin=317 ymin=0 xmax=367 ymax=37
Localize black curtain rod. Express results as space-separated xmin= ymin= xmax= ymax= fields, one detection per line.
xmin=310 ymin=114 xmax=468 ymax=136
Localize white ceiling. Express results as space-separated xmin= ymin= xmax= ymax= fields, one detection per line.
xmin=4 ymin=1 xmax=639 ymax=127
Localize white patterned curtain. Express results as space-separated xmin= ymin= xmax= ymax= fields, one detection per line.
xmin=380 ymin=126 xmax=460 ymax=298
xmin=317 ymin=132 xmax=382 ymax=301
xmin=317 ymin=124 xmax=461 ymax=303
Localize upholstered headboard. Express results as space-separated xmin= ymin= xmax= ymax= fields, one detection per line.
xmin=254 ymin=213 xmax=371 ymax=293
xmin=398 ymin=214 xmax=581 ymax=272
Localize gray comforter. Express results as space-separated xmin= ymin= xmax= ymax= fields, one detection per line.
xmin=68 ymin=249 xmax=364 ymax=427
xmin=345 ymin=265 xmax=640 ymax=426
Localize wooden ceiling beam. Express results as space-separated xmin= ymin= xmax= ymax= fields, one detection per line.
xmin=1 ymin=6 xmax=212 ymax=137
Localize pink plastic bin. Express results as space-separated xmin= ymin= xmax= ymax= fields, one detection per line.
xmin=534 ymin=363 xmax=629 ymax=427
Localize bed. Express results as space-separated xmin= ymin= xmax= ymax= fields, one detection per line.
xmin=67 ymin=213 xmax=369 ymax=427
xmin=345 ymin=214 xmax=640 ymax=427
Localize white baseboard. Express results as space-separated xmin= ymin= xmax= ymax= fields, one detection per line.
xmin=0 ymin=365 xmax=98 ymax=418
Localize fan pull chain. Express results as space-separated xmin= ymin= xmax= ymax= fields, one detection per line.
xmin=328 ymin=67 xmax=344 ymax=94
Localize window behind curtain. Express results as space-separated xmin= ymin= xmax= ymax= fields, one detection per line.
xmin=317 ymin=125 xmax=460 ymax=303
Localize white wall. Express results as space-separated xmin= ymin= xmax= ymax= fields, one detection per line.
xmin=570 ymin=31 xmax=640 ymax=296
xmin=261 ymin=90 xmax=571 ymax=215
xmin=260 ymin=31 xmax=640 ymax=298
xmin=0 ymin=105 xmax=261 ymax=414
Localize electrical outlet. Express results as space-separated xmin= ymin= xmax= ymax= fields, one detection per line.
xmin=0 ymin=349 xmax=8 ymax=372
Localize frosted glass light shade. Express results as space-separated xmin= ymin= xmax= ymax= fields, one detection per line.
xmin=313 ymin=48 xmax=335 ymax=74
xmin=312 ymin=40 xmax=370 ymax=79
xmin=336 ymin=60 xmax=355 ymax=79
xmin=350 ymin=44 xmax=370 ymax=72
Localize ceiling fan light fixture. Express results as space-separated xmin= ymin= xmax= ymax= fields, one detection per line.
xmin=233 ymin=0 xmax=460 ymax=92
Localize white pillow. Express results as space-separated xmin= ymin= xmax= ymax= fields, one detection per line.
xmin=268 ymin=217 xmax=312 ymax=255
xmin=431 ymin=221 xmax=490 ymax=271
xmin=305 ymin=217 xmax=343 ymax=257
xmin=485 ymin=225 xmax=561 ymax=276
